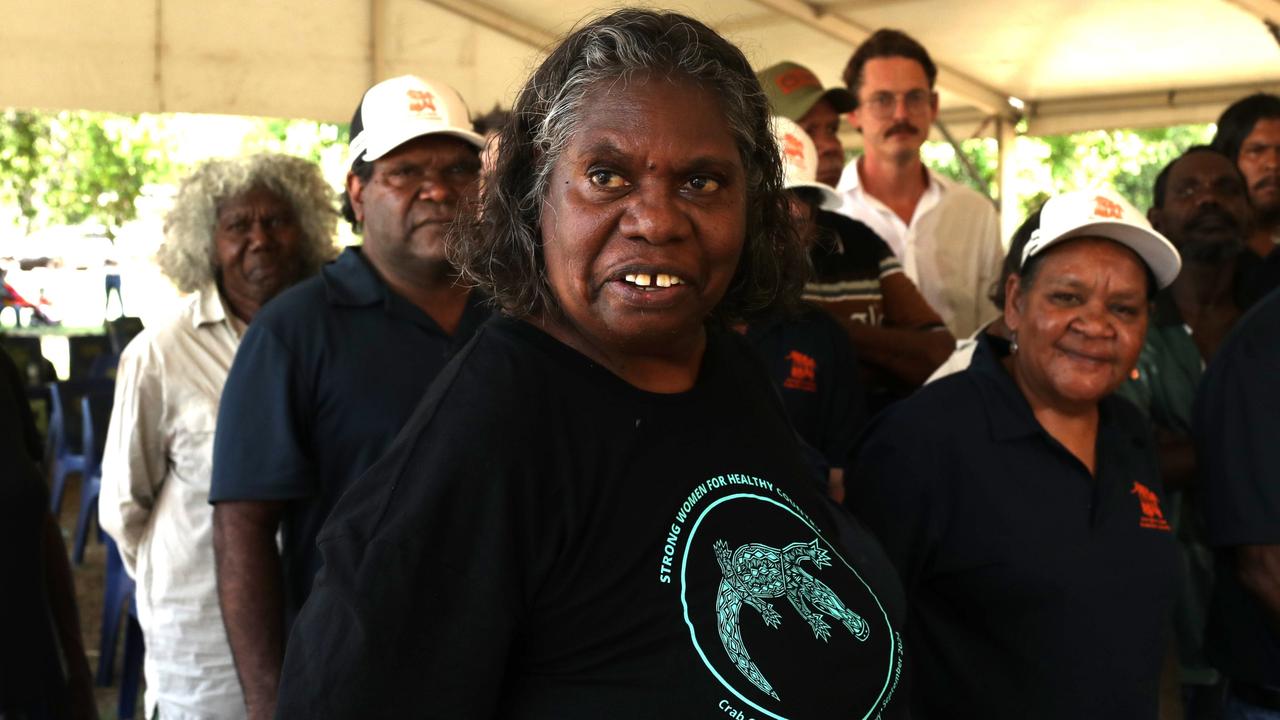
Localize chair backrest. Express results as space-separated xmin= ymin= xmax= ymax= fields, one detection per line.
xmin=107 ymin=317 xmax=144 ymax=355
xmin=48 ymin=379 xmax=114 ymax=458
xmin=68 ymin=334 xmax=112 ymax=380
xmin=82 ymin=389 xmax=114 ymax=479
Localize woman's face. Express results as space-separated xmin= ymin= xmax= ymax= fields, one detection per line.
xmin=1004 ymin=237 xmax=1150 ymax=411
xmin=538 ymin=75 xmax=747 ymax=366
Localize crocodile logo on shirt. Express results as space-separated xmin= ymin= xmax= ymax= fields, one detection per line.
xmin=712 ymin=538 xmax=870 ymax=700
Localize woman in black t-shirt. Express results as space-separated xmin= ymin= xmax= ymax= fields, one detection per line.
xmin=276 ymin=10 xmax=910 ymax=720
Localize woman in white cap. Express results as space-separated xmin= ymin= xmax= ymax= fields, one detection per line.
xmin=847 ymin=189 xmax=1183 ymax=719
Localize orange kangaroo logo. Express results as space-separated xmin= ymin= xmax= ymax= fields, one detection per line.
xmin=783 ymin=350 xmax=817 ymax=392
xmin=407 ymin=89 xmax=437 ymax=113
xmin=1093 ymin=196 xmax=1124 ymax=219
xmin=782 ymin=133 xmax=807 ymax=168
xmin=1131 ymin=482 xmax=1170 ymax=531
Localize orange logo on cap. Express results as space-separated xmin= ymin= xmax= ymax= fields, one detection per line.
xmin=782 ymin=132 xmax=807 ymax=169
xmin=776 ymin=67 xmax=821 ymax=95
xmin=1093 ymin=196 xmax=1124 ymax=219
xmin=782 ymin=350 xmax=817 ymax=392
xmin=1131 ymin=482 xmax=1171 ymax=531
xmin=407 ymin=89 xmax=437 ymax=113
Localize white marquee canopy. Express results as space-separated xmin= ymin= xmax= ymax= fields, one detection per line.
xmin=4 ymin=0 xmax=1279 ymax=223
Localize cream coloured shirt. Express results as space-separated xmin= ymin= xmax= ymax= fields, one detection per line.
xmin=836 ymin=159 xmax=1004 ymax=338
xmin=99 ymin=285 xmax=247 ymax=720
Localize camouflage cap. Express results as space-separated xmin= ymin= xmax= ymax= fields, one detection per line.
xmin=757 ymin=61 xmax=856 ymax=121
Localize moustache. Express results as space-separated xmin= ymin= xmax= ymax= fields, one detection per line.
xmin=884 ymin=122 xmax=919 ymax=139
xmin=1253 ymin=175 xmax=1280 ymax=192
xmin=1185 ymin=207 xmax=1240 ymax=232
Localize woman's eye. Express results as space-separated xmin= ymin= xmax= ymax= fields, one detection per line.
xmin=685 ymin=176 xmax=721 ymax=193
xmin=1050 ymin=292 xmax=1080 ymax=305
xmin=1111 ymin=304 xmax=1140 ymax=318
xmin=588 ymin=170 xmax=626 ymax=188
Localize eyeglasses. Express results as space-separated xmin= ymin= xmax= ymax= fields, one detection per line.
xmin=376 ymin=160 xmax=480 ymax=191
xmin=859 ymin=90 xmax=934 ymax=120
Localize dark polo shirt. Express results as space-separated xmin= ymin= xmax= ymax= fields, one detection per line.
xmin=743 ymin=302 xmax=866 ymax=474
xmin=1194 ymin=285 xmax=1280 ymax=689
xmin=210 ymin=246 xmax=490 ymax=625
xmin=848 ymin=334 xmax=1177 ymax=719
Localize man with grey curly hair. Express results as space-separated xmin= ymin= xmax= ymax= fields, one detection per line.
xmin=209 ymin=75 xmax=491 ymax=720
xmin=98 ymin=152 xmax=336 ymax=720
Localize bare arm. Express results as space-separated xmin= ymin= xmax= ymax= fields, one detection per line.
xmin=847 ymin=322 xmax=956 ymax=386
xmin=1236 ymin=544 xmax=1280 ymax=633
xmin=43 ymin=513 xmax=98 ymax=720
xmin=847 ymin=271 xmax=957 ymax=386
xmin=213 ymin=500 xmax=287 ymax=720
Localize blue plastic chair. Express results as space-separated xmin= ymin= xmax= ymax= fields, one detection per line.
xmin=47 ymin=378 xmax=113 ymax=515
xmin=97 ymin=536 xmax=145 ymax=720
xmin=67 ymin=334 xmax=112 ymax=381
xmin=73 ymin=390 xmax=114 ymax=564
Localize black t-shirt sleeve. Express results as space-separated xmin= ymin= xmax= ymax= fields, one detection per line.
xmin=844 ymin=406 xmax=942 ymax=595
xmin=276 ymin=344 xmax=556 ymax=718
xmin=0 ymin=348 xmax=41 ymax=463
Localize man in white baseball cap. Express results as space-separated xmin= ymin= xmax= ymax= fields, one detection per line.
xmin=210 ymin=74 xmax=492 ymax=720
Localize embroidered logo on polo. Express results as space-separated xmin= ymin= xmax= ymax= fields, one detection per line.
xmin=782 ymin=351 xmax=817 ymax=393
xmin=658 ymin=474 xmax=902 ymax=719
xmin=1131 ymin=481 xmax=1171 ymax=531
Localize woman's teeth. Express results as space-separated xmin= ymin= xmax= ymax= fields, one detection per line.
xmin=624 ymin=273 xmax=683 ymax=288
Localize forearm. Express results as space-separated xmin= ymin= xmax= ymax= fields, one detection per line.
xmin=847 ymin=323 xmax=956 ymax=386
xmin=214 ymin=501 xmax=287 ymax=720
xmin=43 ymin=514 xmax=98 ymax=720
xmin=1236 ymin=544 xmax=1280 ymax=633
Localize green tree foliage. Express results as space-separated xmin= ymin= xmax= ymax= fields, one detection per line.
xmin=0 ymin=110 xmax=172 ymax=240
xmin=0 ymin=110 xmax=50 ymax=232
xmin=926 ymin=124 xmax=1214 ymax=219
xmin=0 ymin=110 xmax=346 ymax=244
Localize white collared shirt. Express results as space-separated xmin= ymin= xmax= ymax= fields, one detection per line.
xmin=836 ymin=158 xmax=1004 ymax=338
xmin=99 ymin=285 xmax=247 ymax=720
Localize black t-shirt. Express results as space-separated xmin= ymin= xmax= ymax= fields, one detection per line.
xmin=1194 ymin=285 xmax=1280 ymax=687
xmin=848 ymin=335 xmax=1177 ymax=719
xmin=0 ymin=347 xmax=70 ymax=718
xmin=277 ymin=316 xmax=908 ymax=719
xmin=744 ymin=303 xmax=867 ymax=472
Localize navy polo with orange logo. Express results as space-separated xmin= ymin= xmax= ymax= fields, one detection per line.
xmin=744 ymin=303 xmax=867 ymax=475
xmin=847 ymin=333 xmax=1177 ymax=720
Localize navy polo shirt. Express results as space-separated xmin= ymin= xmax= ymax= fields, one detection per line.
xmin=743 ymin=303 xmax=867 ymax=472
xmin=210 ymin=247 xmax=490 ymax=624
xmin=1194 ymin=286 xmax=1280 ymax=687
xmin=848 ymin=334 xmax=1177 ymax=719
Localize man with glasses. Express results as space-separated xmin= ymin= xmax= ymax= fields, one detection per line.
xmin=835 ymin=29 xmax=1003 ymax=339
xmin=209 ymin=75 xmax=491 ymax=720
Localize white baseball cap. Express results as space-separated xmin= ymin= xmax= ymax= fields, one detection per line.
xmin=772 ymin=116 xmax=841 ymax=210
xmin=1023 ymin=189 xmax=1182 ymax=289
xmin=348 ymin=75 xmax=485 ymax=168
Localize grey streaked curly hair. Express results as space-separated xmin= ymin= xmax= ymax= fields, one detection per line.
xmin=450 ymin=8 xmax=806 ymax=322
xmin=158 ymin=153 xmax=338 ymax=293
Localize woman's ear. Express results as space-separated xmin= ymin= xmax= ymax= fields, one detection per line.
xmin=1003 ymin=274 xmax=1023 ymax=333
